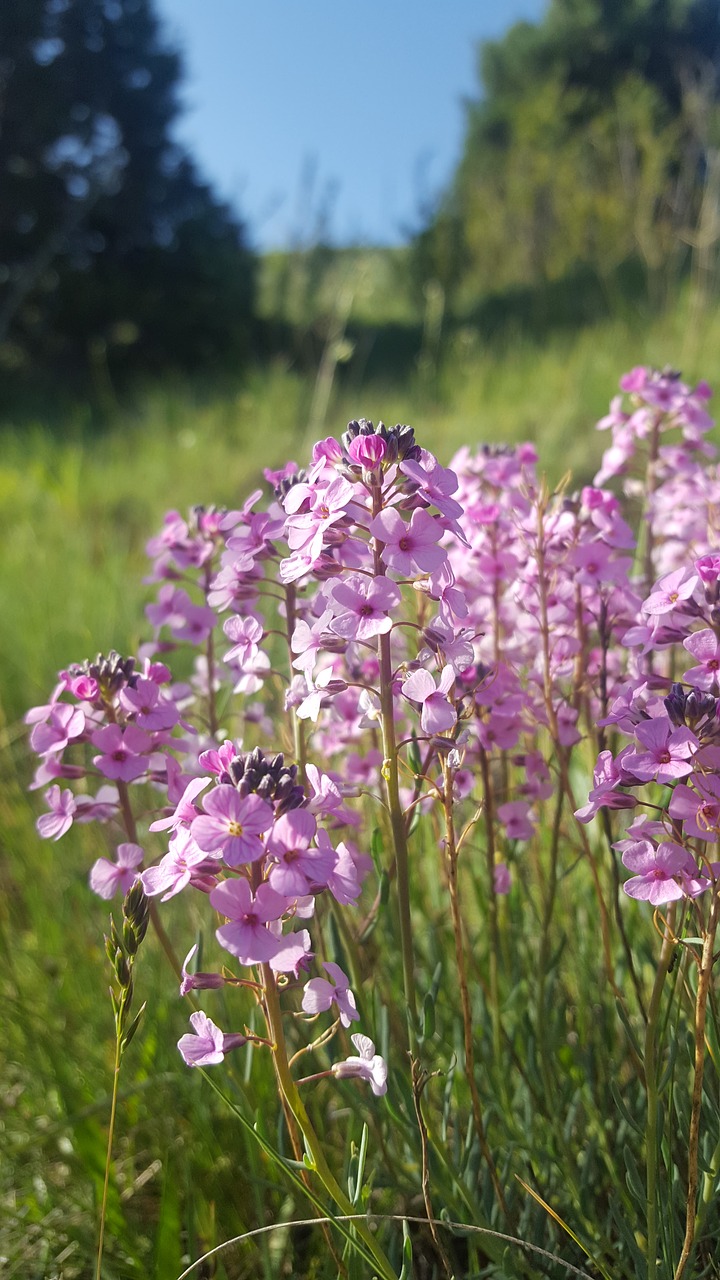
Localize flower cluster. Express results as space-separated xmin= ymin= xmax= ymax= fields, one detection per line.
xmin=27 ymin=371 xmax=720 ymax=1102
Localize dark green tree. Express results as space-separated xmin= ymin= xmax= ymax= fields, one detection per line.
xmin=0 ymin=0 xmax=255 ymax=380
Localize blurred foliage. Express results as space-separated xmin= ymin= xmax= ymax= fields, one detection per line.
xmin=412 ymin=0 xmax=720 ymax=316
xmin=0 ymin=0 xmax=255 ymax=390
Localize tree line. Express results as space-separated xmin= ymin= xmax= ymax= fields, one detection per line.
xmin=3 ymin=0 xmax=720 ymax=400
xmin=415 ymin=0 xmax=720 ymax=318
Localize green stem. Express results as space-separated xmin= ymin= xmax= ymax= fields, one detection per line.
xmin=442 ymin=757 xmax=508 ymax=1220
xmin=261 ymin=965 xmax=396 ymax=1280
xmin=372 ymin=484 xmax=418 ymax=1044
xmin=674 ymin=889 xmax=720 ymax=1280
xmin=479 ymin=746 xmax=501 ymax=1064
xmin=116 ymin=779 xmax=184 ymax=980
xmin=644 ymin=907 xmax=676 ymax=1280
xmin=95 ymin=1031 xmax=122 ymax=1280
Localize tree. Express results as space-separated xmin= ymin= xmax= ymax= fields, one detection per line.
xmin=421 ymin=0 xmax=720 ymax=310
xmin=0 ymin=0 xmax=255 ymax=379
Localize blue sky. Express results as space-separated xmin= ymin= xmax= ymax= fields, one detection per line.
xmin=154 ymin=0 xmax=546 ymax=251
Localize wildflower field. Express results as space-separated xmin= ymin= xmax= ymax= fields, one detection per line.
xmin=5 ymin=339 xmax=720 ymax=1280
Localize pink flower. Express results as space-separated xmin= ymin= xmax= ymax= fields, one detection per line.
xmin=149 ymin=776 xmax=211 ymax=833
xmin=92 ymin=724 xmax=151 ymax=782
xmin=329 ymin=574 xmax=401 ymax=640
xmin=400 ymin=453 xmax=463 ymax=518
xmin=623 ymin=718 xmax=698 ymax=784
xmin=331 ymin=1034 xmax=388 ymax=1096
xmin=493 ymin=863 xmax=511 ymax=894
xmin=348 ymin=435 xmax=387 ymax=469
xmin=191 ymin=787 xmax=273 ymax=865
xmin=497 ymin=801 xmax=534 ymax=842
xmin=90 ymin=843 xmax=144 ymax=899
xmin=198 ymin=740 xmax=237 ymax=776
xmin=178 ymin=1011 xmax=247 ymax=1068
xmin=286 ymin=476 xmax=355 ymax=560
xmin=574 ymin=749 xmax=637 ymax=823
xmin=669 ymin=775 xmax=720 ymax=841
xmin=325 ymin=835 xmax=371 ymax=904
xmin=36 ymin=786 xmax=76 ymax=840
xmin=266 ymin=810 xmax=335 ymax=897
xmin=223 ymin=615 xmax=264 ymax=666
xmin=302 ymin=961 xmax=359 ymax=1027
xmin=369 ymin=507 xmax=446 ymax=576
xmin=622 ymin=841 xmax=709 ymax=904
xmin=180 ymin=945 xmax=225 ymax=996
xmin=425 ymin=561 xmax=468 ymax=620
xmin=695 ymin=553 xmax=720 ymax=585
xmin=268 ymin=929 xmax=313 ymax=976
xmin=119 ymin=678 xmax=179 ymax=731
xmin=30 ymin=703 xmax=85 ymax=757
xmin=643 ymin=568 xmax=698 ymax=616
xmin=142 ymin=829 xmax=217 ymax=900
xmin=211 ymin=878 xmax=287 ymax=964
xmin=682 ymin=629 xmax=720 ymax=689
xmin=402 ymin=666 xmax=456 ymax=734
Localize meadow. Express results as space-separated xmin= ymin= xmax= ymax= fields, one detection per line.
xmin=3 ymin=292 xmax=720 ymax=1280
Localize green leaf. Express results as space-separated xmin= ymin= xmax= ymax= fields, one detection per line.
xmin=422 ymin=991 xmax=436 ymax=1040
xmin=152 ymin=1152 xmax=183 ymax=1278
xmin=623 ymin=1143 xmax=645 ymax=1209
xmin=610 ymin=1080 xmax=642 ymax=1135
xmin=397 ymin=1219 xmax=413 ymax=1280
xmin=120 ymin=1001 xmax=146 ymax=1054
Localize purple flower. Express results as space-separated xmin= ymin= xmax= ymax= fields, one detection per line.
xmin=266 ymin=809 xmax=335 ymax=897
xmin=149 ymin=776 xmax=211 ymax=833
xmin=331 ymin=1033 xmax=388 ymax=1096
xmin=89 ymin=843 xmax=144 ymax=899
xmin=574 ymin=749 xmax=637 ymax=823
xmin=623 ymin=718 xmax=698 ymax=784
xmin=426 ymin=561 xmax=469 ymax=620
xmin=30 ymin=703 xmax=85 ymax=757
xmin=178 ymin=1011 xmax=247 ymax=1068
xmin=180 ymin=945 xmax=225 ymax=996
xmin=643 ymin=568 xmax=698 ymax=616
xmin=622 ymin=841 xmax=708 ymax=904
xmin=402 ymin=666 xmax=456 ymax=734
xmin=119 ymin=677 xmax=179 ymax=730
xmin=493 ymin=862 xmax=511 ymax=895
xmin=36 ymin=785 xmax=76 ymax=840
xmin=669 ymin=775 xmax=720 ymax=841
xmin=348 ymin=435 xmax=387 ymax=470
xmin=682 ymin=629 xmax=720 ymax=689
xmin=302 ymin=961 xmax=359 ymax=1027
xmin=268 ymin=928 xmax=313 ymax=976
xmin=141 ymin=829 xmax=217 ymax=900
xmin=191 ymin=787 xmax=273 ymax=865
xmin=91 ymin=724 xmax=151 ymax=782
xmin=210 ymin=878 xmax=287 ymax=964
xmin=74 ymin=784 xmax=118 ymax=823
xmin=369 ymin=507 xmax=446 ymax=576
xmin=400 ymin=452 xmax=463 ymax=518
xmin=223 ymin=614 xmax=264 ymax=666
xmin=286 ymin=476 xmax=355 ymax=561
xmin=329 ymin=574 xmax=401 ymax=641
xmin=325 ymin=835 xmax=371 ymax=904
xmin=497 ymin=801 xmax=534 ymax=842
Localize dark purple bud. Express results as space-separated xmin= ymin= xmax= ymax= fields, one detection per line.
xmin=664 ymin=683 xmax=688 ymax=727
